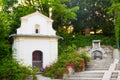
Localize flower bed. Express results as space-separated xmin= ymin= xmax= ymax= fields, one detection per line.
xmin=43 ymin=50 xmax=90 ymax=79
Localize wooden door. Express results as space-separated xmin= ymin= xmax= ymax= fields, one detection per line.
xmin=32 ymin=50 xmax=43 ymax=71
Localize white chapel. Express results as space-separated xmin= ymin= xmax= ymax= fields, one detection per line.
xmin=10 ymin=11 xmax=61 ymax=69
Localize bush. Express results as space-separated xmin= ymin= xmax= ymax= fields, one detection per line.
xmin=79 ymin=50 xmax=91 ymax=64
xmin=58 ymin=34 xmax=116 ymax=55
xmin=43 ymin=46 xmax=90 ymax=79
xmin=0 ymin=58 xmax=32 ymax=80
xmin=71 ymin=51 xmax=90 ymax=72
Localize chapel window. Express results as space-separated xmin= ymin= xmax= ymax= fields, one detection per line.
xmin=35 ymin=24 xmax=40 ymax=34
xmin=35 ymin=29 xmax=39 ymax=33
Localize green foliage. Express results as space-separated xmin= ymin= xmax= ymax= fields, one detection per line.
xmin=0 ymin=41 xmax=11 ymax=60
xmin=0 ymin=58 xmax=32 ymax=80
xmin=16 ymin=0 xmax=79 ymax=32
xmin=43 ymin=46 xmax=90 ymax=79
xmin=43 ymin=64 xmax=66 ymax=78
xmin=58 ymin=33 xmax=116 ymax=55
xmin=43 ymin=45 xmax=76 ymax=78
xmin=0 ymin=0 xmax=116 ymax=80
xmin=31 ymin=68 xmax=39 ymax=80
xmin=0 ymin=58 xmax=39 ymax=80
xmin=0 ymin=12 xmax=12 ymax=60
xmin=70 ymin=0 xmax=114 ymax=35
xmin=0 ymin=0 xmax=18 ymax=10
xmin=79 ymin=50 xmax=91 ymax=64
xmin=108 ymin=0 xmax=120 ymax=48
xmin=73 ymin=58 xmax=84 ymax=72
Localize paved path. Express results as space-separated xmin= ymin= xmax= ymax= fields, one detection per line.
xmin=37 ymin=75 xmax=51 ymax=80
xmin=36 ymin=75 xmax=63 ymax=80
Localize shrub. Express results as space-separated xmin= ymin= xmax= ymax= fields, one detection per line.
xmin=58 ymin=34 xmax=116 ymax=55
xmin=0 ymin=58 xmax=32 ymax=80
xmin=72 ymin=51 xmax=90 ymax=72
xmin=43 ymin=47 xmax=90 ymax=79
xmin=79 ymin=50 xmax=91 ymax=64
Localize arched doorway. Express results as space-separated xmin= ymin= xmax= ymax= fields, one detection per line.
xmin=32 ymin=50 xmax=43 ymax=71
xmin=92 ymin=50 xmax=103 ymax=60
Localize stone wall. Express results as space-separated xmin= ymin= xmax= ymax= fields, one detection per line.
xmin=78 ymin=45 xmax=114 ymax=59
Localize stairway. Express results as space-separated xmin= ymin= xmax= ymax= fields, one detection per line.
xmin=64 ymin=71 xmax=104 ymax=80
xmin=86 ymin=59 xmax=113 ymax=71
xmin=115 ymin=60 xmax=120 ymax=70
xmin=111 ymin=60 xmax=120 ymax=80
xmin=64 ymin=58 xmax=114 ymax=80
xmin=110 ymin=72 xmax=118 ymax=80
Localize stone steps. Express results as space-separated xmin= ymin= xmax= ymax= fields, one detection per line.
xmin=65 ymin=71 xmax=104 ymax=80
xmin=64 ymin=59 xmax=114 ymax=80
xmin=86 ymin=68 xmax=108 ymax=71
xmin=115 ymin=60 xmax=120 ymax=70
xmin=65 ymin=77 xmax=102 ymax=80
xmin=86 ymin=65 xmax=110 ymax=68
xmin=110 ymin=72 xmax=118 ymax=80
xmin=86 ymin=65 xmax=109 ymax=70
xmin=86 ymin=59 xmax=113 ymax=71
xmin=115 ymin=64 xmax=120 ymax=70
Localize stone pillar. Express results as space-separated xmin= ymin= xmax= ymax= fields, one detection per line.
xmin=113 ymin=49 xmax=120 ymax=59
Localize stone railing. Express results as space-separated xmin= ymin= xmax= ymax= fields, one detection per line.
xmin=102 ymin=58 xmax=119 ymax=80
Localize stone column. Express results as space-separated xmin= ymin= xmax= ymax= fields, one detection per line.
xmin=113 ymin=49 xmax=120 ymax=59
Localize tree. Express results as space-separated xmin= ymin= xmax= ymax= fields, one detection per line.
xmin=108 ymin=0 xmax=120 ymax=48
xmin=0 ymin=1 xmax=36 ymax=80
xmin=0 ymin=0 xmax=18 ymax=59
xmin=15 ymin=0 xmax=79 ymax=34
xmin=70 ymin=0 xmax=114 ymax=35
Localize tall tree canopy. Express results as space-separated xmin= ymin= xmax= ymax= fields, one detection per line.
xmin=108 ymin=0 xmax=120 ymax=48
xmin=0 ymin=0 xmax=18 ymax=59
xmin=10 ymin=0 xmax=79 ymax=34
xmin=0 ymin=0 xmax=115 ymax=35
xmin=70 ymin=0 xmax=114 ymax=35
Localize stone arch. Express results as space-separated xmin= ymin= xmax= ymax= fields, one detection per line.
xmin=92 ymin=50 xmax=103 ymax=59
xmin=32 ymin=50 xmax=43 ymax=70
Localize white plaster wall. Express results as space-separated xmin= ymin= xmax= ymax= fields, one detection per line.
xmin=13 ymin=37 xmax=58 ymax=68
xmin=12 ymin=38 xmax=19 ymax=59
xmin=17 ymin=19 xmax=28 ymax=34
xmin=50 ymin=39 xmax=58 ymax=64
xmin=12 ymin=12 xmax=60 ymax=68
xmin=17 ymin=14 xmax=56 ymax=35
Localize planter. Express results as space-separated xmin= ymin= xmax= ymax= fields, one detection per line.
xmin=66 ymin=65 xmax=74 ymax=75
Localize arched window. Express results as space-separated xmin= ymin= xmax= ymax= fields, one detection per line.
xmin=35 ymin=24 xmax=40 ymax=34
xmin=35 ymin=29 xmax=39 ymax=33
xmin=32 ymin=50 xmax=43 ymax=71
